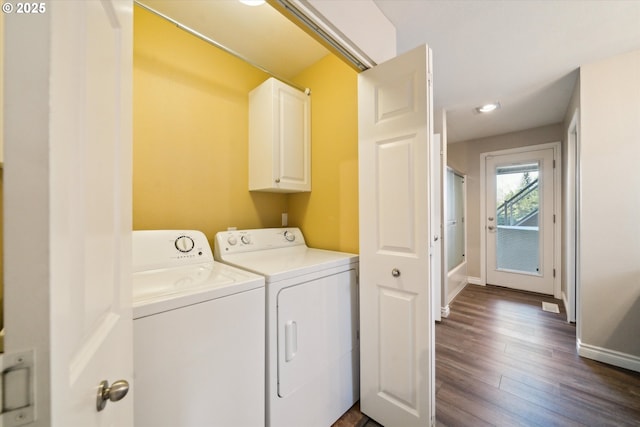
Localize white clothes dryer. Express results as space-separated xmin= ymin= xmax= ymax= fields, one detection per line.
xmin=214 ymin=227 xmax=359 ymax=427
xmin=133 ymin=230 xmax=265 ymax=427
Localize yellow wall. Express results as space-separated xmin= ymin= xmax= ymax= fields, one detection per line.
xmin=289 ymin=55 xmax=359 ymax=253
xmin=134 ymin=6 xmax=359 ymax=253
xmin=133 ymin=6 xmax=287 ymax=240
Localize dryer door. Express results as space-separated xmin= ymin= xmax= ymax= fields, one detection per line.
xmin=277 ymin=269 xmax=357 ymax=397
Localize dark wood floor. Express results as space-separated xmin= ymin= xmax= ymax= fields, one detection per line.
xmin=435 ymin=284 xmax=640 ymax=426
xmin=334 ymin=284 xmax=640 ymax=427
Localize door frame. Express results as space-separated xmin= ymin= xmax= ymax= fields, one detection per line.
xmin=444 ymin=166 xmax=468 ymax=307
xmin=431 ymin=134 xmax=442 ymax=322
xmin=565 ymin=111 xmax=580 ymax=323
xmin=479 ymin=142 xmax=562 ymax=298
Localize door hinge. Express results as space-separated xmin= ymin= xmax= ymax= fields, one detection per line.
xmin=553 ymin=159 xmax=556 ymax=168
xmin=553 ymin=214 xmax=556 ymax=223
xmin=553 ymin=268 xmax=556 ymax=278
xmin=0 ymin=349 xmax=36 ymax=427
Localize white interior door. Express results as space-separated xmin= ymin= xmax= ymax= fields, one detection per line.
xmin=4 ymin=1 xmax=133 ymax=425
xmin=50 ymin=2 xmax=134 ymax=424
xmin=358 ymin=44 xmax=434 ymax=427
xmin=485 ymin=147 xmax=555 ymax=294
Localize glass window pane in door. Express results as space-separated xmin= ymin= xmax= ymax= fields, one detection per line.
xmin=495 ymin=163 xmax=540 ymax=274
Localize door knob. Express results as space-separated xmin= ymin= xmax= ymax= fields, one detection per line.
xmin=96 ymin=379 xmax=130 ymax=412
xmin=391 ymin=268 xmax=401 ymax=277
xmin=488 ymin=216 xmax=494 ymax=221
xmin=488 ymin=225 xmax=495 ymax=231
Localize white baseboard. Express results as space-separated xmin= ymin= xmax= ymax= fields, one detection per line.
xmin=441 ymin=305 xmax=450 ymax=318
xmin=577 ymin=340 xmax=640 ymax=373
xmin=467 ymin=276 xmax=483 ymax=286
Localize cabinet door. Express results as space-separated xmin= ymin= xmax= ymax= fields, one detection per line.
xmin=249 ymin=78 xmax=310 ymax=193
xmin=276 ymin=84 xmax=311 ymax=192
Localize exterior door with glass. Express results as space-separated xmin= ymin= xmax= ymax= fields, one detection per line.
xmin=485 ymin=147 xmax=556 ymax=294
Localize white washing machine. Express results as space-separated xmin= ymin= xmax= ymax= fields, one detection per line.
xmin=133 ymin=230 xmax=265 ymax=427
xmin=214 ymin=227 xmax=359 ymax=427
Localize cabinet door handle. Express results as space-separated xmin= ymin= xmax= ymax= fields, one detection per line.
xmin=275 ymin=178 xmax=281 ymax=183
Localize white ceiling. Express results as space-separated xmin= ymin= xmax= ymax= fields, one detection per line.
xmin=138 ymin=0 xmax=640 ymax=143
xmin=374 ymin=0 xmax=640 ymax=142
xmin=138 ymin=0 xmax=328 ymax=79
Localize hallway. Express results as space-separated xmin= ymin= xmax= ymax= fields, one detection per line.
xmin=435 ymin=285 xmax=640 ymax=426
xmin=335 ymin=285 xmax=640 ymax=426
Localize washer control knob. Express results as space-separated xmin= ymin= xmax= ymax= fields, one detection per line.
xmin=241 ymin=234 xmax=251 ymax=245
xmin=175 ymin=236 xmax=195 ymax=253
xmin=227 ymin=235 xmax=238 ymax=246
xmin=284 ymin=230 xmax=296 ymax=242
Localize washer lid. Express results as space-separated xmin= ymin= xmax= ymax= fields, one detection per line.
xmin=132 ymin=262 xmax=264 ymax=318
xmin=219 ymin=246 xmax=358 ymax=283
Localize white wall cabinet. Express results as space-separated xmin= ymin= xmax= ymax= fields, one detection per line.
xmin=249 ymin=78 xmax=311 ymax=193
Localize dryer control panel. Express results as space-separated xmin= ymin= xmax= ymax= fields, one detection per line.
xmin=214 ymin=228 xmax=306 ymax=258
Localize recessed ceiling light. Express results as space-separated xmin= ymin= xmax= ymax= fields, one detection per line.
xmin=239 ymin=0 xmax=265 ymax=6
xmin=476 ymin=102 xmax=501 ymax=113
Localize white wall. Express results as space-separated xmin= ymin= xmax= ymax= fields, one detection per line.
xmin=575 ymin=49 xmax=640 ymax=370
